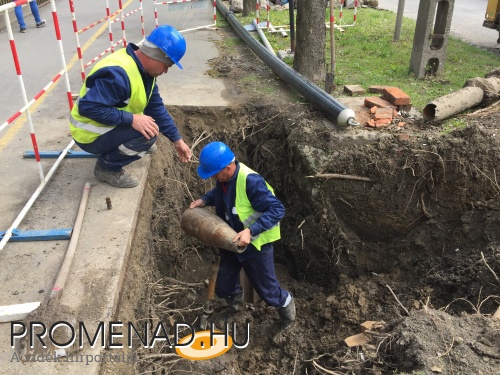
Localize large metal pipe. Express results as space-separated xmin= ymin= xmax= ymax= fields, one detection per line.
xmin=181 ymin=208 xmax=246 ymax=253
xmin=216 ymin=0 xmax=359 ymax=127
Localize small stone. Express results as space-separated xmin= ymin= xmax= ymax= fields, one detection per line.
xmin=398 ymin=134 xmax=410 ymax=143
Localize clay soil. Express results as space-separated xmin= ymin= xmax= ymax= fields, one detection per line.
xmin=107 ymin=27 xmax=500 ymax=375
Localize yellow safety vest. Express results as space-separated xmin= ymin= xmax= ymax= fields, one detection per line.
xmin=235 ymin=163 xmax=281 ymax=250
xmin=70 ymin=49 xmax=155 ymax=144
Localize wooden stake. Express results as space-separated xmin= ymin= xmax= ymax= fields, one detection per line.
xmin=50 ymin=182 xmax=91 ymax=300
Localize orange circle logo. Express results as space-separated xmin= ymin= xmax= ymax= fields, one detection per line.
xmin=175 ymin=330 xmax=233 ymax=360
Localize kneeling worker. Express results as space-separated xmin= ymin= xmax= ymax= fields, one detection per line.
xmin=189 ymin=141 xmax=296 ymax=343
xmin=70 ymin=25 xmax=191 ymax=188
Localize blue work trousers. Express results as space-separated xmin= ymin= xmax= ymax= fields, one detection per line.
xmin=74 ymin=126 xmax=156 ymax=171
xmin=14 ymin=0 xmax=42 ymax=29
xmin=215 ymin=245 xmax=289 ymax=308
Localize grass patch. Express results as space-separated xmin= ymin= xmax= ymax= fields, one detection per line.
xmin=220 ymin=36 xmax=244 ymax=50
xmin=220 ymin=7 xmax=499 ymax=111
xmin=441 ymin=118 xmax=469 ymax=134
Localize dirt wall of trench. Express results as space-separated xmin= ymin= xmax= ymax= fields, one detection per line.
xmin=101 ymin=99 xmax=500 ymax=375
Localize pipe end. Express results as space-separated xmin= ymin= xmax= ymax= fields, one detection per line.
xmin=423 ymin=104 xmax=436 ymax=120
xmin=347 ymin=118 xmax=360 ymax=127
xmin=337 ymin=108 xmax=357 ymax=127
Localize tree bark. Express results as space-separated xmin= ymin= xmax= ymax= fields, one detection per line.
xmin=294 ymin=0 xmax=326 ymax=83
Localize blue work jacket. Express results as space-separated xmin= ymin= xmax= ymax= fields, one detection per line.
xmin=201 ymin=161 xmax=285 ymax=261
xmin=77 ymin=43 xmax=181 ymax=142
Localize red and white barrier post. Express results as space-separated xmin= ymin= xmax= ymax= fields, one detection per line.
xmin=338 ymin=0 xmax=358 ymax=27
xmin=0 ymin=0 xmax=74 ymax=249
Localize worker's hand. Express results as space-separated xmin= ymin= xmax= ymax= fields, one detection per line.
xmin=189 ymin=199 xmax=206 ymax=209
xmin=131 ymin=114 xmax=159 ymax=139
xmin=174 ymin=139 xmax=192 ymax=162
xmin=233 ymin=228 xmax=251 ymax=247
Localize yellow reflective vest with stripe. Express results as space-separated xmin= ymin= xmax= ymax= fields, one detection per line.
xmin=70 ymin=49 xmax=155 ymax=144
xmin=235 ymin=163 xmax=281 ymax=250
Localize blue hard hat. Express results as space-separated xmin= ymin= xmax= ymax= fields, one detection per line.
xmin=146 ymin=25 xmax=186 ymax=69
xmin=197 ymin=142 xmax=235 ymax=179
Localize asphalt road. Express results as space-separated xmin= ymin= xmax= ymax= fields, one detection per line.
xmin=377 ymin=0 xmax=500 ymax=49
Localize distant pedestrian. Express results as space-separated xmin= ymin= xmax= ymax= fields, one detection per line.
xmin=13 ymin=0 xmax=46 ymax=33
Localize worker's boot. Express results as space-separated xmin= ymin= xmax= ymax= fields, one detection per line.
xmin=94 ymin=163 xmax=138 ymax=188
xmin=225 ymin=292 xmax=243 ymax=312
xmin=272 ymin=296 xmax=296 ymax=345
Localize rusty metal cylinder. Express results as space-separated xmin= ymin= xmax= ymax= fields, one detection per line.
xmin=180 ymin=208 xmax=246 ymax=253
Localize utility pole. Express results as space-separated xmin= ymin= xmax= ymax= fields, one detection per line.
xmin=394 ymin=0 xmax=405 ymax=41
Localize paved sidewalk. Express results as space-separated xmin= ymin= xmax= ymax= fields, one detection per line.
xmin=0 ymin=0 xmax=227 ymax=373
xmin=377 ymin=0 xmax=499 ymax=49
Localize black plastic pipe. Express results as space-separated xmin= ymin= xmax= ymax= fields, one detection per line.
xmin=215 ymin=0 xmax=358 ymax=127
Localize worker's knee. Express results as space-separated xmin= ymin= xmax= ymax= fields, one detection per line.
xmin=119 ymin=136 xmax=157 ymax=157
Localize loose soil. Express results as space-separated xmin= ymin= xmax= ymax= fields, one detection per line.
xmin=104 ymin=26 xmax=500 ymax=375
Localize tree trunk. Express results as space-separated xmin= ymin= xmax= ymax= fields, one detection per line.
xmin=294 ymin=0 xmax=326 ymax=83
xmin=243 ymin=0 xmax=254 ymax=16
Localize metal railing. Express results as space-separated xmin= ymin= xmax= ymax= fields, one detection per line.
xmin=0 ymin=0 xmax=48 ymax=5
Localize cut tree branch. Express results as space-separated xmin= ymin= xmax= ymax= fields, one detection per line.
xmin=386 ymin=284 xmax=410 ymax=316
xmin=306 ymin=173 xmax=372 ymax=182
xmin=481 ymin=251 xmax=500 ymax=283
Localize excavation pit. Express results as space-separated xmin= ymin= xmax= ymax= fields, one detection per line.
xmin=110 ymin=102 xmax=500 ymax=374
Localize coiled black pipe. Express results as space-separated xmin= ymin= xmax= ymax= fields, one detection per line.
xmin=215 ymin=0 xmax=359 ymax=127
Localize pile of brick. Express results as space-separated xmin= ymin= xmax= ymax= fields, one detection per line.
xmin=344 ymin=85 xmax=411 ymax=129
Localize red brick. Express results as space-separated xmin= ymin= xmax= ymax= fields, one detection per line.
xmin=368 ymin=85 xmax=392 ymax=94
xmin=366 ymin=119 xmax=376 ymax=127
xmin=382 ymin=87 xmax=411 ymax=106
xmin=375 ymin=118 xmax=392 ymax=127
xmin=370 ymin=106 xmax=378 ymax=114
xmin=364 ymin=96 xmax=394 ymax=109
xmin=344 ymin=85 xmax=366 ymax=96
xmin=374 ymin=107 xmax=393 ymax=120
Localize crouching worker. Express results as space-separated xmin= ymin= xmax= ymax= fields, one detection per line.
xmin=189 ymin=141 xmax=296 ymax=344
xmin=70 ymin=25 xmax=191 ymax=188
